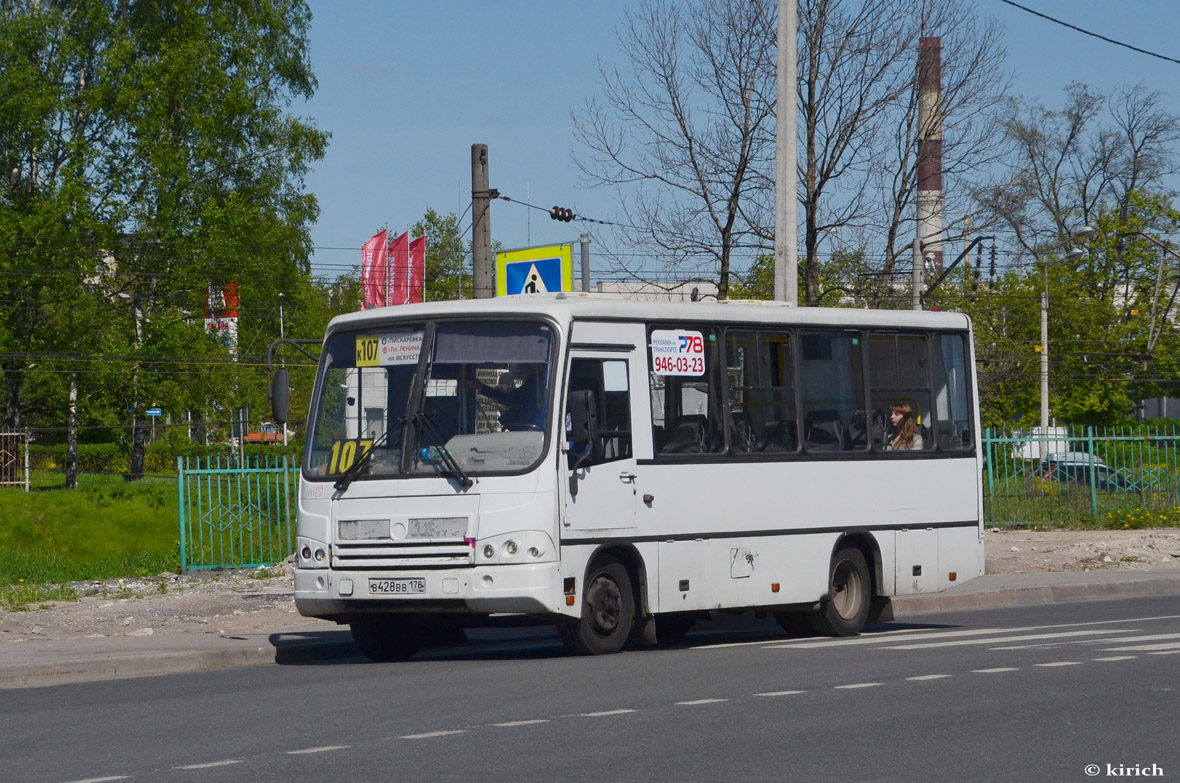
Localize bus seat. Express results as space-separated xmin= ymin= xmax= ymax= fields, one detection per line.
xmin=805 ymin=409 xmax=843 ymax=452
xmin=730 ymin=412 xmax=757 ymax=453
xmin=845 ymin=411 xmax=867 ymax=449
xmin=935 ymin=420 xmax=956 ymax=450
xmin=757 ymin=419 xmax=797 ymax=452
xmin=661 ymin=415 xmax=707 ymax=454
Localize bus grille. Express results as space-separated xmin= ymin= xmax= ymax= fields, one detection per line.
xmin=332 ymin=541 xmax=474 ymax=569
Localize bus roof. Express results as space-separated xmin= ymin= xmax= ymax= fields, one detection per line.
xmin=325 ymin=293 xmax=972 ymax=336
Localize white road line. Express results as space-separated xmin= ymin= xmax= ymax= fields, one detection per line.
xmin=174 ymin=760 xmax=242 ymax=770
xmin=834 ymin=683 xmax=882 ymax=689
xmin=1034 ymin=661 xmax=1083 ymax=667
xmin=64 ymin=777 xmax=130 ymax=783
xmin=1148 ymin=650 xmax=1180 ymax=655
xmin=1101 ymin=641 xmax=1180 ymax=652
xmin=768 ymin=627 xmax=1014 ymax=649
xmin=755 ymin=690 xmax=805 ymax=697
xmin=676 ymin=698 xmax=728 ymax=705
xmin=399 ymin=730 xmax=467 ymax=740
xmin=691 ymin=627 xmax=941 ymax=650
xmin=972 ymin=668 xmax=1019 ymax=673
xmin=288 ymin=746 xmax=350 ymax=755
xmin=885 ymin=629 xmax=1137 ymax=650
xmin=907 ymin=674 xmax=953 ymax=681
xmin=580 ymin=709 xmax=636 ymax=717
xmin=1093 ymin=656 xmax=1138 ymax=661
xmin=493 ymin=720 xmax=550 ymax=727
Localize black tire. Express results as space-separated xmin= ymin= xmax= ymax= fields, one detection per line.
xmin=558 ymin=557 xmax=635 ymax=655
xmin=809 ymin=547 xmax=871 ymax=637
xmin=350 ymin=617 xmax=424 ymax=662
xmin=653 ymin=613 xmax=696 ymax=647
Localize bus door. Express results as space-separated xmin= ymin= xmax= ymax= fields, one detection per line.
xmin=563 ymin=348 xmax=641 ymax=534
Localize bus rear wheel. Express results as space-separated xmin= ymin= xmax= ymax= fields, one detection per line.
xmin=350 ymin=617 xmax=424 ymax=662
xmin=809 ymin=547 xmax=871 ymax=637
xmin=559 ymin=558 xmax=635 ymax=655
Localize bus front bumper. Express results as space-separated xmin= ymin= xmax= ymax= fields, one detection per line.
xmin=294 ymin=562 xmax=565 ymax=620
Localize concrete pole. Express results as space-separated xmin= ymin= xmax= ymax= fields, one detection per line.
xmin=1040 ymin=262 xmax=1050 ymax=459
xmin=579 ymin=234 xmax=592 ymax=292
xmin=774 ymin=0 xmax=798 ymax=305
xmin=912 ymin=237 xmax=923 ymax=311
xmin=471 ymin=144 xmax=494 ymax=299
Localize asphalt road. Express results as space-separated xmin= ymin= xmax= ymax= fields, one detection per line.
xmin=4 ymin=596 xmax=1179 ymax=783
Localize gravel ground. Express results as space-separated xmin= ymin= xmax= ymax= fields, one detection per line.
xmin=3 ymin=529 xmax=1180 ymax=644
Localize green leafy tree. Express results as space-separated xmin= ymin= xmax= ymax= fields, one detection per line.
xmin=0 ymin=1 xmax=327 ymax=478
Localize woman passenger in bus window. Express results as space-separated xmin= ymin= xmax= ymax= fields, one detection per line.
xmin=889 ymin=402 xmax=923 ymax=451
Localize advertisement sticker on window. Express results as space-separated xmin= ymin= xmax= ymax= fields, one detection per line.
xmin=650 ymin=329 xmax=705 ymax=376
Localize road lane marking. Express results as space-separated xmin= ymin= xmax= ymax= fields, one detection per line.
xmin=399 ymin=730 xmax=467 ymax=739
xmin=580 ymin=709 xmax=636 ymax=717
xmin=175 ymin=760 xmax=241 ymax=770
xmin=676 ymin=698 xmax=728 ymax=705
xmin=972 ymin=668 xmax=1018 ymax=673
xmin=885 ymin=629 xmax=1136 ymax=650
xmin=835 ymin=683 xmax=882 ymax=689
xmin=907 ymin=674 xmax=953 ymax=681
xmin=756 ymin=690 xmax=805 ymax=696
xmin=1148 ymin=650 xmax=1180 ymax=655
xmin=1101 ymin=641 xmax=1180 ymax=652
xmin=1093 ymin=656 xmax=1138 ymax=661
xmin=288 ymin=746 xmax=350 ymax=754
xmin=768 ymin=627 xmax=1014 ymax=649
xmin=493 ymin=720 xmax=550 ymax=727
xmin=65 ymin=778 xmax=130 ymax=783
xmin=1034 ymin=661 xmax=1083 ymax=667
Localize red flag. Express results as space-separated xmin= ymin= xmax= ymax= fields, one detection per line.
xmin=361 ymin=229 xmax=388 ymax=309
xmin=389 ymin=231 xmax=410 ymax=306
xmin=408 ymin=236 xmax=426 ymax=304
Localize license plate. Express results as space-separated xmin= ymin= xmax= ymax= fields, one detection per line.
xmin=369 ymin=577 xmax=425 ymax=595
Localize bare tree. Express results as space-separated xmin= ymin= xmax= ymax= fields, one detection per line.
xmin=572 ymin=0 xmax=776 ymax=299
xmin=578 ymin=0 xmax=1008 ymax=306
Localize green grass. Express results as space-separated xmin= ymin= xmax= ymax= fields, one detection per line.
xmin=0 ymin=471 xmax=180 ymax=588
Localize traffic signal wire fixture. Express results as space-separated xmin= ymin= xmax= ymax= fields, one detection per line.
xmin=549 ymin=206 xmax=576 ymax=222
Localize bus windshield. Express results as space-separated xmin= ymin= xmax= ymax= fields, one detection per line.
xmin=306 ymin=320 xmax=555 ymax=481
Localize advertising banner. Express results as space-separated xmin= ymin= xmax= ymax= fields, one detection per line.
xmin=361 ymin=229 xmax=388 ymax=309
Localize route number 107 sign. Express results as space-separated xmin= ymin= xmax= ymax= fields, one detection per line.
xmin=650 ymin=329 xmax=705 ymax=376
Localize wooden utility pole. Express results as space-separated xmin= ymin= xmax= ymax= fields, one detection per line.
xmin=471 ymin=144 xmax=494 ymax=298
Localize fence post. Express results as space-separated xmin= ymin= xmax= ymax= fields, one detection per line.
xmin=983 ymin=426 xmax=995 ymax=526
xmin=177 ymin=456 xmax=188 ymax=573
xmin=1086 ymin=426 xmax=1098 ymax=518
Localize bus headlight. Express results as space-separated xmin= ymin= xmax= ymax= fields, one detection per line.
xmin=505 ymin=540 xmax=518 ymax=556
xmin=483 ymin=544 xmax=496 ymax=559
xmin=297 ymin=537 xmax=329 ymax=569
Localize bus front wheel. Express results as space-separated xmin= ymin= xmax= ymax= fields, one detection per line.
xmin=351 ymin=617 xmax=424 ymax=662
xmin=809 ymin=547 xmax=871 ymax=637
xmin=559 ymin=558 xmax=635 ymax=655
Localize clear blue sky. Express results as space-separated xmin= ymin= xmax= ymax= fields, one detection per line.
xmin=300 ymin=0 xmax=1180 ymax=281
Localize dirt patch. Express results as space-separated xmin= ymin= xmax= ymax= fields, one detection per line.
xmin=3 ymin=529 xmax=1180 ymax=645
xmin=984 ymin=527 xmax=1180 ymax=574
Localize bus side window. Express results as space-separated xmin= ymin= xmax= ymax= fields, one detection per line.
xmin=568 ymin=358 xmax=632 ymax=466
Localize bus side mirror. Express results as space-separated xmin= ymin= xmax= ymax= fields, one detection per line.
xmin=568 ymin=390 xmax=598 ymax=447
xmin=270 ymin=368 xmax=290 ymax=425
xmin=567 ymin=390 xmax=597 ymax=497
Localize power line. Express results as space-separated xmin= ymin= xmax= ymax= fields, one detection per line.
xmin=998 ymin=0 xmax=1180 ymax=66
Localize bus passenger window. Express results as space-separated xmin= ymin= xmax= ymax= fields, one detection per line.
xmin=568 ymin=358 xmax=632 ymax=466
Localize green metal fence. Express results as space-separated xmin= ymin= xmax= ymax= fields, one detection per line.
xmin=983 ymin=426 xmax=1180 ymax=527
xmin=176 ymin=455 xmax=299 ymax=571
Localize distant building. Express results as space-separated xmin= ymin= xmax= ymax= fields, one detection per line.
xmin=592 ymin=279 xmax=719 ymax=302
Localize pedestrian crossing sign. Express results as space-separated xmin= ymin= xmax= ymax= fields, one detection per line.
xmin=496 ymin=244 xmax=574 ymax=296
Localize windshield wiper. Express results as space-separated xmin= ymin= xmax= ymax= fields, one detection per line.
xmin=333 ymin=428 xmax=389 ymax=493
xmin=413 ymin=410 xmax=474 ymax=490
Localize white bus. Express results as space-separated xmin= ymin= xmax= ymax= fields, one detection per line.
xmin=272 ymin=294 xmax=983 ymax=660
